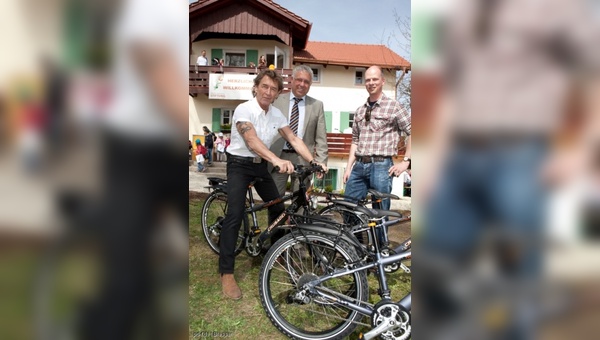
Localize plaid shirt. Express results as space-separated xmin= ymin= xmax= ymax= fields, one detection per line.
xmin=352 ymin=93 xmax=411 ymax=157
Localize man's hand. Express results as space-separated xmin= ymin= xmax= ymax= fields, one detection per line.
xmin=343 ymin=168 xmax=352 ymax=184
xmin=273 ymin=159 xmax=294 ymax=174
xmin=388 ymin=162 xmax=409 ymax=177
xmin=311 ymin=161 xmax=328 ymax=179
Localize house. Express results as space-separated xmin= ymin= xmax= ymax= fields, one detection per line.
xmin=189 ymin=0 xmax=411 ymax=192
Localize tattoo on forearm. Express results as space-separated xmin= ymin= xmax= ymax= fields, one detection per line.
xmin=237 ymin=122 xmax=253 ymax=136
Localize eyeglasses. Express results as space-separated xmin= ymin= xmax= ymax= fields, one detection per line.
xmin=365 ymin=106 xmax=372 ymax=122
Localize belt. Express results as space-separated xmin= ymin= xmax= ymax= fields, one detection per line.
xmin=282 ymin=149 xmax=297 ymax=153
xmin=226 ymin=153 xmax=265 ymax=164
xmin=355 ymin=155 xmax=391 ymax=163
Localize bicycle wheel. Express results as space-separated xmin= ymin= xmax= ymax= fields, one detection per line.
xmin=259 ymin=230 xmax=368 ymax=340
xmin=201 ymin=190 xmax=246 ymax=255
xmin=317 ymin=204 xmax=372 ymax=250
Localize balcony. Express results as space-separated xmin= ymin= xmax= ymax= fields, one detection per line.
xmin=189 ymin=65 xmax=294 ymax=96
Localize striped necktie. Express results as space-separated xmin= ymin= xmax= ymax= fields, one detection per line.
xmin=286 ymin=97 xmax=302 ymax=150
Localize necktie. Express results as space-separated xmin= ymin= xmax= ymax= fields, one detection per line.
xmin=286 ymin=97 xmax=302 ymax=150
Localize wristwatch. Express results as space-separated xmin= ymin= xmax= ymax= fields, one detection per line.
xmin=402 ymin=156 xmax=411 ymax=163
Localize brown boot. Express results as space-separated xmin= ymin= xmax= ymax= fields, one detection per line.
xmin=221 ymin=273 xmax=242 ymax=300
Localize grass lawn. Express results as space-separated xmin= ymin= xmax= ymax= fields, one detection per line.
xmin=189 ymin=192 xmax=411 ymax=339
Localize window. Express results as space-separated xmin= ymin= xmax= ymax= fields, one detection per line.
xmin=349 ymin=113 xmax=355 ymax=129
xmin=224 ymin=52 xmax=245 ymax=67
xmin=221 ymin=109 xmax=233 ymax=125
xmin=311 ymin=67 xmax=321 ymax=83
xmin=314 ymin=169 xmax=338 ymax=191
xmin=355 ymin=69 xmax=365 ymax=85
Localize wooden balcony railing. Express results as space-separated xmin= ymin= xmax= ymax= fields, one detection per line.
xmin=326 ymin=133 xmax=408 ymax=158
xmin=189 ymin=65 xmax=293 ymax=95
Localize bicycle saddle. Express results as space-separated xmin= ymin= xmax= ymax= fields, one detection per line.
xmin=368 ymin=189 xmax=399 ymax=200
xmin=332 ymin=200 xmax=403 ymax=219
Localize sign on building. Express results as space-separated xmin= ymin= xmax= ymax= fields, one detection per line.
xmin=208 ymin=73 xmax=255 ymax=100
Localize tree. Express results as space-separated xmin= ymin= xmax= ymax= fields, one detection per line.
xmin=383 ymin=9 xmax=411 ymax=111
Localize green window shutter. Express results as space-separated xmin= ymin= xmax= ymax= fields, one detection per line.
xmin=324 ymin=111 xmax=332 ymax=133
xmin=212 ymin=108 xmax=221 ymax=132
xmin=211 ymin=49 xmax=223 ymax=65
xmin=340 ymin=111 xmax=351 ymax=131
xmin=246 ymin=49 xmax=258 ymax=66
xmin=314 ymin=169 xmax=338 ymax=191
xmin=329 ymin=169 xmax=338 ymax=191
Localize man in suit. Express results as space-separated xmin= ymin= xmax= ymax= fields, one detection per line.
xmin=270 ymin=65 xmax=329 ymax=195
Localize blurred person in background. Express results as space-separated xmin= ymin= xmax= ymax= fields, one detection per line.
xmin=215 ymin=131 xmax=225 ymax=161
xmin=71 ymin=0 xmax=189 ymax=339
xmin=17 ymin=85 xmax=47 ymax=174
xmin=202 ymin=126 xmax=215 ymax=165
xmin=416 ymin=0 xmax=600 ymax=339
xmin=41 ymin=56 xmax=69 ymax=159
xmin=196 ymin=50 xmax=208 ymax=66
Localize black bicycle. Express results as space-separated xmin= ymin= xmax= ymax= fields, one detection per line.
xmin=201 ymin=164 xmax=324 ymax=257
xmin=317 ymin=190 xmax=411 ymax=274
xmin=258 ymin=204 xmax=411 ymax=340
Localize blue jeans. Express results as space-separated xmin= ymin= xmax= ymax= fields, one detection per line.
xmin=344 ymin=157 xmax=393 ymax=210
xmin=345 ymin=158 xmax=394 ymax=244
xmin=206 ymin=147 xmax=213 ymax=164
xmin=423 ymin=139 xmax=547 ymax=273
xmin=421 ymin=138 xmax=548 ymax=339
xmin=196 ymin=160 xmax=205 ymax=172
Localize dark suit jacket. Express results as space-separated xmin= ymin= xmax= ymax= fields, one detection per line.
xmin=269 ymin=92 xmax=328 ymax=166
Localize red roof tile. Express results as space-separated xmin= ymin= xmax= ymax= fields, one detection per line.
xmin=295 ymin=41 xmax=410 ymax=70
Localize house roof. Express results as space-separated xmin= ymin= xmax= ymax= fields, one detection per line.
xmin=295 ymin=41 xmax=411 ymax=71
xmin=190 ymin=0 xmax=312 ymax=50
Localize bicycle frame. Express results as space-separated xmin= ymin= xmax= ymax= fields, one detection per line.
xmin=305 ymin=250 xmax=412 ymax=314
xmin=290 ymin=214 xmax=412 ymax=321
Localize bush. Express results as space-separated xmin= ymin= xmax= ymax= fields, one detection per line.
xmin=324 ymin=185 xmax=333 ymax=193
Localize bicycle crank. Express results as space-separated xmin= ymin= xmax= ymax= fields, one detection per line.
xmin=245 ymin=236 xmax=262 ymax=257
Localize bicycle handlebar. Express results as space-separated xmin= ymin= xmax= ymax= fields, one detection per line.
xmin=273 ymin=164 xmax=325 ymax=179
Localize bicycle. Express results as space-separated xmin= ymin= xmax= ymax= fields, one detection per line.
xmin=258 ymin=203 xmax=411 ymax=340
xmin=317 ymin=191 xmax=412 ymax=274
xmin=201 ymin=164 xmax=325 ymax=257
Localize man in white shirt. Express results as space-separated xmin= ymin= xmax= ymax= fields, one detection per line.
xmin=219 ymin=69 xmax=327 ymax=300
xmin=196 ymin=50 xmax=208 ymax=66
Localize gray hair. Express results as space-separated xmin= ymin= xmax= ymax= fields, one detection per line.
xmin=292 ymin=65 xmax=314 ymax=81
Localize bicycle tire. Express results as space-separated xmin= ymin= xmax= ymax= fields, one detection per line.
xmin=201 ymin=190 xmax=246 ymax=255
xmin=317 ymin=204 xmax=372 ymax=251
xmin=259 ymin=230 xmax=368 ymax=340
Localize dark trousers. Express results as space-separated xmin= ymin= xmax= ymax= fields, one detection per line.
xmin=80 ymin=132 xmax=188 ymax=340
xmin=219 ymin=158 xmax=284 ymax=274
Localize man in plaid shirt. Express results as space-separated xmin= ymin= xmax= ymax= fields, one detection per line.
xmin=343 ymin=65 xmax=411 ymax=211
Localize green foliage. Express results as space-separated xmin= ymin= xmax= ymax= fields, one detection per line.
xmin=324 ymin=185 xmax=333 ymax=193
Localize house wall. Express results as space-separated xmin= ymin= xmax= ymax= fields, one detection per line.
xmin=191 ymin=39 xmax=293 ymax=68
xmin=188 ymin=44 xmax=404 ymax=194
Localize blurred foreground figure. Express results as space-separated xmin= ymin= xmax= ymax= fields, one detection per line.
xmin=417 ymin=0 xmax=600 ymax=339
xmin=75 ymin=0 xmax=188 ymax=339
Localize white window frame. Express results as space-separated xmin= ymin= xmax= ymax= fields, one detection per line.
xmin=221 ymin=109 xmax=234 ymax=125
xmin=223 ymin=50 xmax=246 ymax=67
xmin=310 ymin=66 xmax=322 ymax=83
xmin=274 ymin=46 xmax=287 ymax=69
xmin=354 ymin=68 xmax=366 ymax=85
